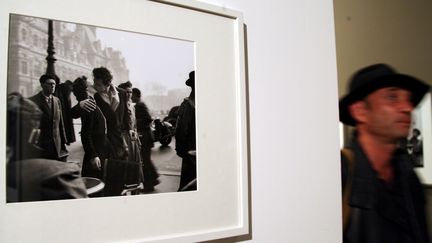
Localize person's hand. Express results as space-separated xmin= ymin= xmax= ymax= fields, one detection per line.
xmin=79 ymin=99 xmax=96 ymax=112
xmin=123 ymin=147 xmax=129 ymax=159
xmin=130 ymin=130 xmax=138 ymax=140
xmin=90 ymin=157 xmax=102 ymax=170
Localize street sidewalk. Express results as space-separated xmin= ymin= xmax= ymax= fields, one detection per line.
xmin=67 ymin=124 xmax=181 ymax=194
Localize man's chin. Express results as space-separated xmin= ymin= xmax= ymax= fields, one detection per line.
xmin=396 ymin=130 xmax=410 ymax=140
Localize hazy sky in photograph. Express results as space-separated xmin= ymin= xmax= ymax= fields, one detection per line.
xmin=96 ymin=27 xmax=195 ymax=95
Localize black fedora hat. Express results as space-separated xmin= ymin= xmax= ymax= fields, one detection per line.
xmin=339 ymin=63 xmax=430 ymax=126
xmin=185 ymin=71 xmax=195 ymax=87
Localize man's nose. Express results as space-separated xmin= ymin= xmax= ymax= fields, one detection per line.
xmin=400 ymin=99 xmax=414 ymax=113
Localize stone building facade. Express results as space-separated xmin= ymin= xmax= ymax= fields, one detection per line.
xmin=7 ymin=14 xmax=129 ymax=96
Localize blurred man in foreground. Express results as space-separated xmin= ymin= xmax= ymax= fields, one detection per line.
xmin=339 ymin=64 xmax=430 ymax=243
xmin=7 ymin=93 xmax=87 ymax=202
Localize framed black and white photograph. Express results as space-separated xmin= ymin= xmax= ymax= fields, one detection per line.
xmin=0 ymin=0 xmax=249 ymax=242
xmin=6 ymin=12 xmax=196 ymax=202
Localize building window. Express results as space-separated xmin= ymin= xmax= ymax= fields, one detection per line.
xmin=21 ymin=61 xmax=28 ymax=74
xmin=19 ymin=87 xmax=27 ymax=97
xmin=21 ymin=28 xmax=27 ymax=42
xmin=33 ymin=34 xmax=38 ymax=47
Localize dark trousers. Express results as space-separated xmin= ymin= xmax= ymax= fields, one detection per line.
xmin=139 ymin=138 xmax=159 ymax=189
xmin=178 ymin=154 xmax=196 ymax=191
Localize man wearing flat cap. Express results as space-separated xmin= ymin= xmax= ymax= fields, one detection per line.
xmin=340 ymin=64 xmax=430 ymax=243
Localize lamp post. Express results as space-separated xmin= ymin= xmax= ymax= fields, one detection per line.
xmin=46 ymin=19 xmax=57 ymax=78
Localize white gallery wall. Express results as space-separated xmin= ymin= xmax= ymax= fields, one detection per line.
xmin=334 ymin=0 xmax=432 ymax=96
xmin=199 ymin=0 xmax=341 ymax=242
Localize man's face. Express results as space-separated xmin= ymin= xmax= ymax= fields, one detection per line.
xmin=360 ymin=87 xmax=413 ymax=141
xmin=125 ymin=87 xmax=132 ymax=101
xmin=131 ymin=93 xmax=139 ymax=103
xmin=93 ymin=77 xmax=105 ymax=91
xmin=74 ymin=87 xmax=88 ymax=101
xmin=41 ymin=78 xmax=56 ymax=96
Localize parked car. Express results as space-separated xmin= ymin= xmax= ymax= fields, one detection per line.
xmin=151 ymin=118 xmax=175 ymax=146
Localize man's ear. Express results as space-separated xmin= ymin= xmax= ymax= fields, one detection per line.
xmin=349 ymin=100 xmax=368 ymax=124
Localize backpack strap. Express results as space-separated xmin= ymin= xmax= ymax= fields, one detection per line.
xmin=341 ymin=148 xmax=355 ymax=230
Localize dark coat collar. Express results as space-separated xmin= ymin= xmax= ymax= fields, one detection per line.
xmin=347 ymin=140 xmax=379 ymax=209
xmin=347 ymin=139 xmax=411 ymax=209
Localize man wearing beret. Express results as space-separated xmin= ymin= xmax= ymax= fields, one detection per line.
xmin=339 ymin=64 xmax=430 ymax=243
xmin=30 ymin=74 xmax=69 ymax=161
